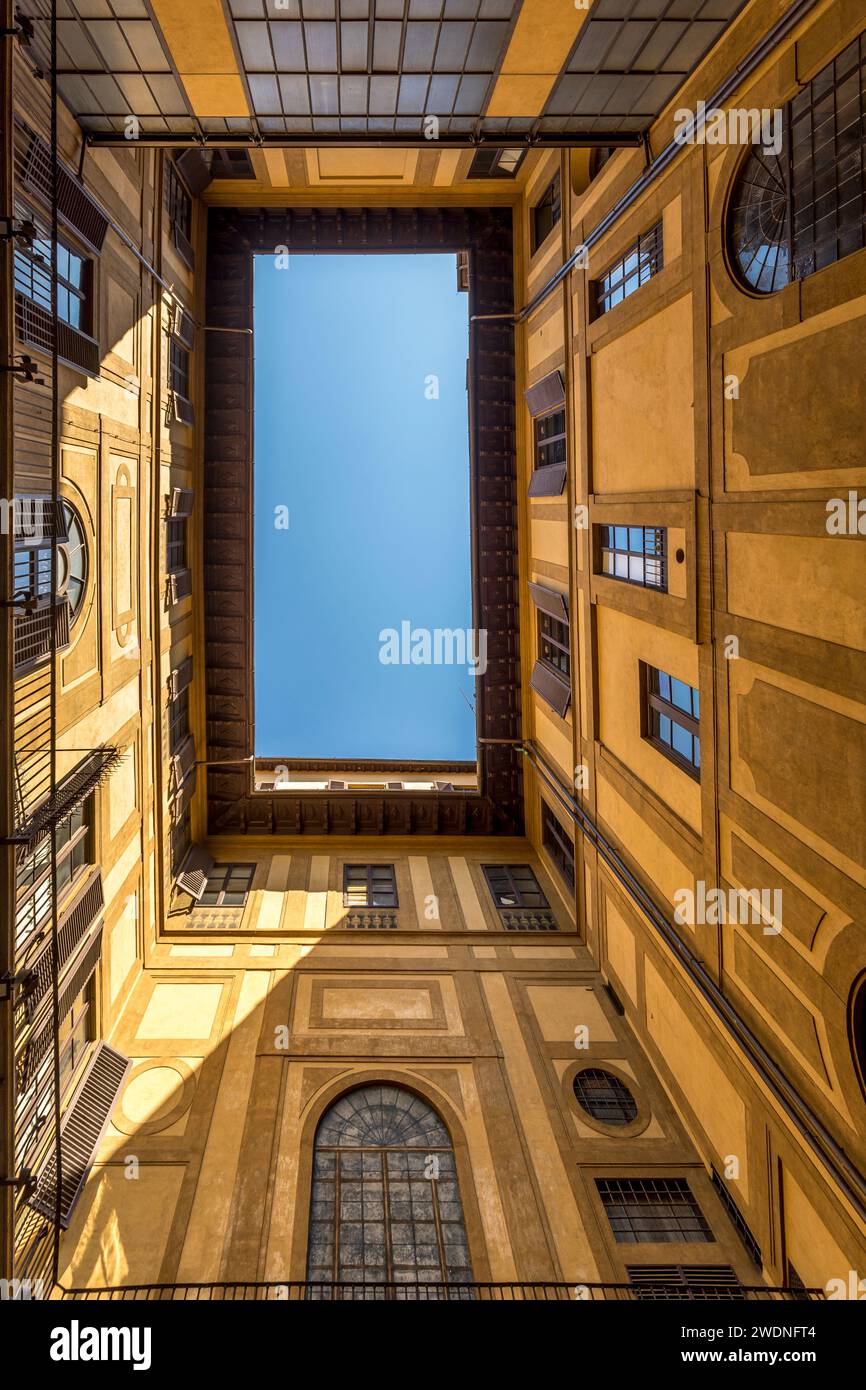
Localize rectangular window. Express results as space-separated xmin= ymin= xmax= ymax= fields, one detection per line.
xmin=594 ymin=222 xmax=663 ymax=316
xmin=13 ymin=226 xmax=89 ymax=331
xmin=642 ymin=665 xmax=700 ymax=778
xmin=711 ymin=1168 xmax=762 ymax=1268
xmin=538 ymin=610 xmax=570 ymax=679
xmin=483 ymin=864 xmax=549 ymax=910
xmin=168 ymin=687 xmax=190 ymax=756
xmin=597 ymin=525 xmax=667 ymax=591
xmin=167 ymin=517 xmax=187 ymax=574
xmin=342 ymin=863 xmax=398 ymax=909
xmin=170 ymin=806 xmax=191 ymax=877
xmin=16 ymin=801 xmax=91 ymax=954
xmin=169 ymin=338 xmax=190 ymax=400
xmin=597 ymin=1178 xmax=713 ymax=1244
xmin=532 ymin=172 xmax=561 ymax=254
xmin=535 ymin=407 xmax=566 ymax=473
xmin=542 ymin=806 xmax=575 ymax=891
xmin=196 ymin=863 xmax=255 ymax=908
xmin=166 ymin=160 xmax=191 ymax=241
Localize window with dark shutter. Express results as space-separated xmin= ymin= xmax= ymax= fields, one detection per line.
xmin=29 ymin=1042 xmax=129 ymax=1227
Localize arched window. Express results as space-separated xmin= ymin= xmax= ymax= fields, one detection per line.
xmin=573 ymin=1067 xmax=638 ymax=1125
xmin=306 ymin=1084 xmax=472 ymax=1298
xmin=849 ymin=973 xmax=866 ymax=1103
xmin=727 ymin=33 xmax=865 ymax=293
xmin=58 ymin=500 xmax=88 ymax=622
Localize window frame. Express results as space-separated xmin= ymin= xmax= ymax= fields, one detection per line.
xmin=542 ymin=805 xmax=575 ymax=892
xmin=15 ymin=799 xmax=92 ymax=956
xmin=537 ymin=609 xmax=570 ymax=680
xmin=169 ymin=337 xmax=190 ymax=402
xmin=13 ymin=212 xmax=91 ymax=335
xmin=596 ymin=1177 xmax=714 ymax=1245
xmin=482 ymin=863 xmax=549 ymax=910
xmin=593 ymin=221 xmax=663 ymax=317
xmin=166 ymin=515 xmax=187 ymax=575
xmin=168 ymin=686 xmax=190 ymax=756
xmin=534 ymin=406 xmax=566 ymax=474
xmin=194 ymin=862 xmax=255 ymax=909
xmin=641 ymin=663 xmax=700 ymax=780
xmin=596 ymin=524 xmax=667 ymax=592
xmin=531 ymin=172 xmax=561 ymax=254
xmin=342 ymin=863 xmax=398 ymax=910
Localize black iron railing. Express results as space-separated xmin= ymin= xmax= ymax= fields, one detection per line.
xmin=55 ymin=1280 xmax=825 ymax=1302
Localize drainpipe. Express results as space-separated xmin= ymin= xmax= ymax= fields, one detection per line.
xmin=0 ymin=0 xmax=16 ymax=1282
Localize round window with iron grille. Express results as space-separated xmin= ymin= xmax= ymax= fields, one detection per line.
xmin=572 ymin=1067 xmax=638 ymax=1126
xmin=726 ymin=144 xmax=792 ymax=295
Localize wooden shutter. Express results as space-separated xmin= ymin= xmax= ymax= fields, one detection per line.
xmin=169 ymin=568 xmax=193 ymax=604
xmin=173 ymin=764 xmax=197 ymax=817
xmin=175 ymin=845 xmax=214 ymax=900
xmin=531 ymin=660 xmax=571 ymax=717
xmin=434 ymin=781 xmax=455 ymax=792
xmin=29 ymin=1043 xmax=129 ymax=1228
xmin=171 ymin=486 xmax=194 ymax=517
xmin=20 ymin=133 xmax=110 ymax=254
xmin=528 ymin=582 xmax=569 ymax=623
xmin=171 ymin=733 xmax=196 ymax=791
xmin=525 ymin=370 xmax=565 ymax=417
xmin=528 ymin=462 xmax=567 ymax=498
xmin=169 ymin=655 xmax=193 ymax=700
xmin=175 ymin=148 xmax=212 ymax=197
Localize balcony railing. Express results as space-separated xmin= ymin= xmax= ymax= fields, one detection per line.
xmin=57 ymin=1279 xmax=824 ymax=1302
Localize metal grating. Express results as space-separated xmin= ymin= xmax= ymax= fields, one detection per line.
xmin=598 ymin=1178 xmax=714 ymax=1244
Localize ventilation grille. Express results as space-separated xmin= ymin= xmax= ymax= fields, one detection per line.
xmin=627 ymin=1266 xmax=742 ymax=1300
xmin=29 ymin=1043 xmax=129 ymax=1228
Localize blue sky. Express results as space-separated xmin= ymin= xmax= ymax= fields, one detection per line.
xmin=253 ymin=252 xmax=475 ymax=761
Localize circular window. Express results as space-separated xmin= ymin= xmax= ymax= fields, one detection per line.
xmin=572 ymin=1067 xmax=638 ymax=1126
xmin=727 ymin=144 xmax=792 ymax=295
xmin=58 ymin=500 xmax=87 ymax=622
